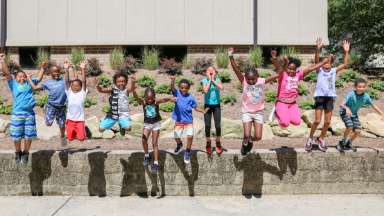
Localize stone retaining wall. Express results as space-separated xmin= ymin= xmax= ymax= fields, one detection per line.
xmin=1 ymin=148 xmax=383 ymax=196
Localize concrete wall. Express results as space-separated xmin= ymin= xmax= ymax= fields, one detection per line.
xmin=257 ymin=0 xmax=329 ymax=45
xmin=6 ymin=0 xmax=254 ymax=46
xmin=1 ymin=148 xmax=383 ymax=196
xmin=0 ymin=0 xmax=5 ymax=47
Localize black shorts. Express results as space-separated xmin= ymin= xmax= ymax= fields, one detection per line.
xmin=314 ymin=97 xmax=335 ymax=111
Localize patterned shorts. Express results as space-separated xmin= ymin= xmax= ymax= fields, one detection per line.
xmin=45 ymin=104 xmax=66 ymax=128
xmin=340 ymin=109 xmax=361 ymax=129
xmin=174 ymin=123 xmax=194 ymax=139
xmin=10 ymin=113 xmax=37 ymax=141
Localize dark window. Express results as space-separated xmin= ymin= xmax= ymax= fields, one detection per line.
xmin=124 ymin=46 xmax=143 ymax=59
xmin=19 ymin=47 xmax=37 ymax=68
xmin=159 ymin=46 xmax=187 ymax=62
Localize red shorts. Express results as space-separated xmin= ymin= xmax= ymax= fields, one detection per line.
xmin=66 ymin=120 xmax=86 ymax=141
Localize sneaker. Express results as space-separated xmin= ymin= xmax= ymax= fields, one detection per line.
xmin=216 ymin=146 xmax=223 ymax=155
xmin=174 ymin=143 xmax=183 ymax=154
xmin=21 ymin=151 xmax=29 ymax=164
xmin=143 ymin=155 xmax=151 ymax=167
xmin=15 ymin=151 xmax=22 ymax=164
xmin=61 ymin=137 xmax=68 ymax=147
xmin=184 ymin=150 xmax=191 ymax=164
xmin=317 ymin=138 xmax=327 ymax=152
xmin=241 ymin=143 xmax=247 ymax=156
xmin=246 ymin=141 xmax=253 ymax=153
xmin=151 ymin=163 xmax=159 ymax=174
xmin=305 ymin=138 xmax=313 ymax=152
xmin=206 ymin=145 xmax=212 ymax=155
xmin=337 ymin=140 xmax=345 ymax=152
xmin=120 ymin=128 xmax=126 ymax=136
xmin=345 ymin=139 xmax=352 ymax=149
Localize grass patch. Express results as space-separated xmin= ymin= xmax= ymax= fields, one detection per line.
xmin=137 ymin=75 xmax=156 ymax=88
xmin=159 ymin=102 xmax=175 ymax=112
xmin=155 ymin=84 xmax=171 ymax=94
xmin=221 ymin=94 xmax=237 ymax=105
xmin=249 ymin=47 xmax=263 ymax=67
xmin=110 ymin=48 xmax=125 ymax=70
xmin=215 ymin=47 xmax=229 ymax=68
xmin=142 ymin=47 xmax=159 ymax=70
xmin=218 ymin=70 xmax=231 ymax=83
xmin=299 ymin=100 xmax=315 ymax=110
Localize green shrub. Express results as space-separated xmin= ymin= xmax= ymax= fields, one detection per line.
xmin=155 ymin=84 xmax=171 ymax=94
xmin=120 ymin=55 xmax=138 ymax=75
xmin=70 ymin=47 xmax=85 ymax=66
xmin=35 ymin=94 xmax=48 ymax=107
xmin=87 ymin=58 xmax=103 ymax=76
xmin=137 ymin=75 xmax=156 ymax=88
xmin=236 ymin=57 xmax=252 ymax=73
xmin=249 ymin=47 xmax=263 ymax=67
xmin=348 ymin=50 xmax=362 ymax=69
xmin=110 ymin=48 xmax=125 ymax=70
xmin=142 ymin=47 xmax=159 ymax=70
xmin=304 ymin=72 xmax=317 ymax=82
xmin=159 ymin=102 xmax=175 ymax=112
xmin=196 ymin=83 xmax=204 ymax=93
xmin=367 ymin=89 xmax=380 ymax=100
xmin=102 ymin=104 xmax=111 ymax=113
xmin=221 ymin=94 xmax=237 ymax=105
xmin=33 ymin=48 xmax=49 ymax=68
xmin=299 ymin=100 xmax=315 ymax=110
xmin=215 ymin=47 xmax=229 ymax=68
xmin=182 ymin=57 xmax=192 ymax=69
xmin=335 ymin=79 xmax=345 ymax=88
xmin=192 ymin=58 xmax=213 ymax=75
xmin=339 ymin=69 xmax=360 ymax=82
xmin=160 ymin=58 xmax=183 ymax=75
xmin=298 ymin=84 xmax=308 ymax=96
xmin=218 ymin=71 xmax=231 ymax=83
xmin=236 ymin=81 xmax=243 ymax=93
xmin=84 ymin=97 xmax=97 ymax=108
xmin=265 ymin=90 xmax=277 ymax=103
xmin=0 ymin=97 xmax=12 ymax=115
xmin=369 ymin=80 xmax=384 ymax=91
xmin=176 ymin=77 xmax=194 ymax=86
xmin=281 ymin=47 xmax=299 ymax=58
xmin=259 ymin=70 xmax=271 ymax=78
xmin=97 ymin=74 xmax=112 ymax=88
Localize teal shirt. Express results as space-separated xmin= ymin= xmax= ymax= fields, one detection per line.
xmin=342 ymin=91 xmax=373 ymax=116
xmin=201 ymin=77 xmax=221 ymax=105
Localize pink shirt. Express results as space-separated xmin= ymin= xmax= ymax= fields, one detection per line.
xmin=242 ymin=77 xmax=265 ymax=113
xmin=277 ymin=70 xmax=304 ymax=100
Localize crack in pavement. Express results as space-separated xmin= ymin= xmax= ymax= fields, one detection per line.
xmin=50 ymin=196 xmax=72 ymax=216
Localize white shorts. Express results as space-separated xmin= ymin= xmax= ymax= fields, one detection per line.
xmin=143 ymin=121 xmax=162 ymax=131
xmin=242 ymin=112 xmax=264 ymax=124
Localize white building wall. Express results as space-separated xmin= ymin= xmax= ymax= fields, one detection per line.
xmin=6 ymin=0 xmax=254 ymax=46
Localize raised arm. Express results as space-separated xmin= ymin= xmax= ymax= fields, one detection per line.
xmin=270 ymin=50 xmax=281 ymax=72
xmin=228 ymin=47 xmax=244 ymax=83
xmin=63 ymin=61 xmax=71 ymax=90
xmin=96 ymin=83 xmax=112 ymax=94
xmin=315 ymin=37 xmax=323 ymax=64
xmin=170 ymin=76 xmax=176 ymax=93
xmin=303 ymin=57 xmax=329 ymax=77
xmin=127 ymin=76 xmax=135 ymax=93
xmin=0 ymin=54 xmax=11 ymax=81
xmin=79 ymin=61 xmax=87 ymax=91
xmin=132 ymin=91 xmax=144 ymax=106
xmin=265 ymin=73 xmax=281 ymax=84
xmin=336 ymin=40 xmax=350 ymax=73
xmin=36 ymin=60 xmax=48 ymax=83
xmin=156 ymin=96 xmax=176 ymax=105
xmin=26 ymin=73 xmax=40 ymax=91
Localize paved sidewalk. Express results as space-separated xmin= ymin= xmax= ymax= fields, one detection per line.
xmin=1 ymin=195 xmax=383 ymax=216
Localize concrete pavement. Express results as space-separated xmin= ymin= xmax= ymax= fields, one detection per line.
xmin=0 ymin=195 xmax=383 ymax=216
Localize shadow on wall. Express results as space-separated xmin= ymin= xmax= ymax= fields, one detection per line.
xmin=120 ymin=152 xmax=148 ymax=197
xmin=169 ymin=150 xmax=199 ymax=197
xmin=29 ymin=150 xmax=55 ymax=196
xmin=271 ymin=147 xmax=298 ymax=176
xmin=88 ymin=151 xmax=109 ymax=197
xmin=145 ymin=150 xmax=167 ymax=198
xmin=234 ymin=152 xmax=287 ymax=199
xmin=59 ymin=147 xmax=100 ymax=168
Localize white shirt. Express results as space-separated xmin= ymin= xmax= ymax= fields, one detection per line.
xmin=66 ymin=88 xmax=87 ymax=121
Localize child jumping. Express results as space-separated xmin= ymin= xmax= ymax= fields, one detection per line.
xmin=131 ymin=78 xmax=176 ymax=174
xmin=64 ymin=61 xmax=88 ymax=142
xmin=171 ymin=76 xmax=205 ymax=164
xmin=1 ymin=53 xmax=43 ymax=164
xmin=228 ymin=48 xmax=280 ymax=156
xmin=28 ymin=61 xmax=68 ymax=146
xmin=97 ymin=73 xmax=133 ymax=135
xmin=306 ymin=38 xmax=350 ymax=152
xmin=201 ymin=66 xmax=223 ymax=155
xmin=337 ymin=78 xmax=384 ymax=152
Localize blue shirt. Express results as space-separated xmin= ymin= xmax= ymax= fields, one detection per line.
xmin=341 ymin=91 xmax=373 ymax=115
xmin=42 ymin=78 xmax=67 ymax=106
xmin=172 ymin=89 xmax=197 ymax=123
xmin=8 ymin=79 xmax=38 ymax=114
xmin=201 ymin=77 xmax=221 ymax=105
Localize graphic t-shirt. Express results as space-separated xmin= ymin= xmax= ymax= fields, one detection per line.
xmin=314 ymin=67 xmax=337 ymax=97
xmin=341 ymin=91 xmax=373 ymax=116
xmin=8 ymin=79 xmax=38 ymax=114
xmin=277 ymin=70 xmax=304 ymax=101
xmin=242 ymin=77 xmax=265 ymax=113
xmin=143 ymin=103 xmax=161 ymax=124
xmin=42 ymin=78 xmax=67 ymax=106
xmin=172 ymin=89 xmax=197 ymax=123
xmin=201 ymin=77 xmax=221 ymax=105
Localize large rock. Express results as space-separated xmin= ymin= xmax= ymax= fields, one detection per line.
xmin=301 ymin=110 xmax=316 ymax=128
xmin=221 ymin=118 xmax=243 ymax=139
xmin=329 ymin=116 xmax=345 ymax=136
xmin=0 ymin=118 xmax=10 ymax=133
xmin=360 ymin=130 xmax=378 ymax=138
xmin=360 ymin=113 xmax=384 ymax=137
xmin=85 ymin=116 xmax=102 ymax=139
xmin=271 ymin=121 xmax=309 ymax=138
xmin=36 ymin=115 xmax=61 ymax=140
xmin=102 ymin=130 xmax=115 ymax=139
xmin=262 ymin=124 xmax=274 ymax=140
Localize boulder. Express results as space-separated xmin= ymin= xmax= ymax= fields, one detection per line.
xmin=85 ymin=116 xmax=102 ymax=139
xmin=360 ymin=130 xmax=378 ymax=139
xmin=271 ymin=122 xmax=309 ymax=138
xmin=36 ymin=115 xmax=61 ymax=140
xmin=360 ymin=113 xmax=384 ymax=137
xmin=329 ymin=116 xmax=345 ymax=136
xmin=102 ymin=130 xmax=115 ymax=139
xmin=301 ymin=110 xmax=316 ymax=127
xmin=221 ymin=118 xmax=243 ymax=139
xmin=262 ymin=124 xmax=274 ymax=140
xmin=0 ymin=118 xmax=10 ymax=133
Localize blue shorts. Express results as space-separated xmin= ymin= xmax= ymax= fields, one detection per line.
xmin=99 ymin=117 xmax=132 ymax=130
xmin=45 ymin=104 xmax=66 ymax=128
xmin=10 ymin=113 xmax=37 ymax=141
xmin=340 ymin=109 xmax=361 ymax=130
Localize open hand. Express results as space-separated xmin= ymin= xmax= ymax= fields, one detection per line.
xmin=0 ymin=53 xmax=5 ymax=63
xmin=271 ymin=50 xmax=278 ymax=59
xmin=79 ymin=60 xmax=87 ymax=70
xmin=283 ymin=55 xmax=289 ymax=63
xmin=316 ymin=37 xmax=323 ymax=50
xmin=346 ymin=108 xmax=352 ymax=117
xmin=41 ymin=60 xmax=49 ymax=69
xmin=63 ymin=60 xmax=72 ymax=70
xmin=343 ymin=40 xmax=350 ymax=53
xmin=228 ymin=47 xmax=234 ymax=56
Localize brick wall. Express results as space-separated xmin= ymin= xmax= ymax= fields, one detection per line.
xmin=0 ymin=148 xmax=383 ymax=196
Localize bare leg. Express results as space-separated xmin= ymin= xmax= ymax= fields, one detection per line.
xmin=242 ymin=122 xmax=252 ymax=144
xmin=142 ymin=128 xmax=151 ymax=154
xmin=14 ymin=140 xmax=22 ymax=152
xmin=320 ymin=110 xmax=332 ymax=139
xmin=186 ymin=136 xmax=193 ymax=150
xmin=60 ymin=127 xmax=66 ymax=138
xmin=23 ymin=140 xmax=32 ymax=152
xmin=350 ymin=129 xmax=361 ymax=142
xmin=253 ymin=121 xmax=263 ymax=141
xmin=309 ymin=109 xmax=323 ymax=138
xmin=152 ymin=130 xmax=160 ymax=162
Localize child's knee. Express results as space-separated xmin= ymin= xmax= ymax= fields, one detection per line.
xmin=253 ymin=135 xmax=262 ymax=141
xmin=99 ymin=128 xmax=105 ymax=133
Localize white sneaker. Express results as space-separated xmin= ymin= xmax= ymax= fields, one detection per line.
xmin=305 ymin=138 xmax=313 ymax=152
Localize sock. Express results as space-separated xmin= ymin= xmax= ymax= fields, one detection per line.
xmin=186 ymin=148 xmax=191 ymax=153
xmin=154 ymin=160 xmax=159 ymax=165
xmin=145 ymin=153 xmax=149 ymax=158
